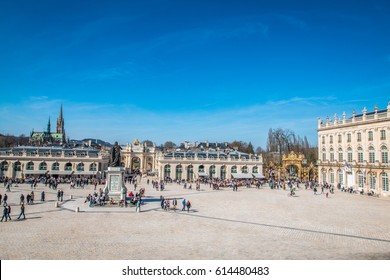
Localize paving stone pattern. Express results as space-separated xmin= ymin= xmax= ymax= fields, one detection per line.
xmin=0 ymin=181 xmax=389 ymax=260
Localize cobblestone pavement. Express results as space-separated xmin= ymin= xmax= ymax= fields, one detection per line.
xmin=0 ymin=180 xmax=390 ymax=260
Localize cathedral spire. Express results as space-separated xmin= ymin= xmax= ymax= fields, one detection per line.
xmin=56 ymin=104 xmax=66 ymax=143
xmin=59 ymin=103 xmax=63 ymax=121
xmin=47 ymin=117 xmax=51 ymax=133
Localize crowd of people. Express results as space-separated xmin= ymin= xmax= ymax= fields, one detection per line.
xmin=1 ymin=170 xmax=383 ymax=222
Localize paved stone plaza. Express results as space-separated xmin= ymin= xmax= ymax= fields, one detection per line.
xmin=0 ymin=180 xmax=390 ymax=260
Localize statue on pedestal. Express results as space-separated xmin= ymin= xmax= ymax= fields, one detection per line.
xmin=109 ymin=141 xmax=122 ymax=167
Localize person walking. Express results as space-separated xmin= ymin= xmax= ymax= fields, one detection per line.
xmin=1 ymin=205 xmax=8 ymax=222
xmin=17 ymin=203 xmax=25 ymax=220
xmin=20 ymin=193 xmax=25 ymax=205
xmin=41 ymin=191 xmax=45 ymax=202
xmin=186 ymin=200 xmax=191 ymax=213
xmin=2 ymin=193 xmax=8 ymax=206
xmin=136 ymin=198 xmax=141 ymax=212
xmin=172 ymin=198 xmax=177 ymax=211
xmin=181 ymin=199 xmax=186 ymax=211
xmin=6 ymin=205 xmax=11 ymax=221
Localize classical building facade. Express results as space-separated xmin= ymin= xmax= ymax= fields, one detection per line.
xmin=155 ymin=149 xmax=263 ymax=181
xmin=317 ymin=103 xmax=390 ymax=196
xmin=1 ymin=142 xmax=264 ymax=182
xmin=120 ymin=140 xmax=264 ymax=181
xmin=0 ymin=146 xmax=108 ymax=179
xmin=120 ymin=139 xmax=158 ymax=173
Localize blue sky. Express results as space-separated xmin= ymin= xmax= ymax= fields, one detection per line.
xmin=0 ymin=0 xmax=389 ymax=149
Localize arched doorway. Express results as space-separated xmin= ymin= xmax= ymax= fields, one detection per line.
xmin=176 ymin=165 xmax=182 ymax=181
xmin=286 ymin=164 xmax=299 ymax=179
xmin=131 ymin=157 xmax=141 ymax=172
xmin=220 ymin=166 xmax=226 ymax=180
xmin=209 ymin=165 xmax=216 ymax=178
xmin=145 ymin=157 xmax=153 ymax=171
xmin=187 ymin=165 xmax=194 ymax=181
xmin=164 ymin=165 xmax=171 ymax=178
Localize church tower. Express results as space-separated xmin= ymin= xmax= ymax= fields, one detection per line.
xmin=56 ymin=104 xmax=66 ymax=142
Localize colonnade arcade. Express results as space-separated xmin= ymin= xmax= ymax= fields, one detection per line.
xmin=161 ymin=163 xmax=261 ymax=181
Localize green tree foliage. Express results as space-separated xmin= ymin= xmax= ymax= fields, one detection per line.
xmin=163 ymin=141 xmax=177 ymax=151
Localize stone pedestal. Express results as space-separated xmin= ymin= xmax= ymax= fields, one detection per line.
xmin=104 ymin=167 xmax=127 ymax=201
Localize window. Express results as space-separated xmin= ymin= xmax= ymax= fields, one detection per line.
xmin=164 ymin=165 xmax=171 ymax=178
xmin=357 ymin=132 xmax=362 ymax=142
xmin=253 ymin=166 xmax=258 ymax=173
xmin=357 ymin=147 xmax=364 ymax=163
xmin=368 ymin=131 xmax=374 ymax=141
xmin=77 ymin=163 xmax=84 ymax=171
xmin=52 ymin=162 xmax=60 ymax=171
xmin=187 ymin=165 xmax=194 ymax=180
xmin=209 ymin=165 xmax=216 ymax=177
xmin=382 ymin=173 xmax=389 ymax=192
xmin=242 ymin=166 xmax=248 ymax=174
xmin=329 ymin=136 xmax=333 ymax=144
xmin=369 ymin=173 xmax=376 ymax=190
xmin=65 ymin=163 xmax=72 ymax=171
xmin=347 ymin=148 xmax=353 ymax=162
xmin=382 ymin=146 xmax=388 ymax=164
xmin=322 ymin=136 xmax=325 ymax=144
xmin=26 ymin=161 xmax=34 ymax=170
xmin=369 ymin=147 xmax=375 ymax=163
xmin=338 ymin=135 xmax=342 ymax=143
xmin=231 ymin=166 xmax=237 ymax=173
xmin=330 ymin=148 xmax=335 ymax=162
xmin=220 ymin=166 xmax=226 ymax=180
xmin=358 ymin=172 xmax=364 ymax=188
xmin=39 ymin=162 xmax=47 ymax=171
xmin=322 ymin=170 xmax=327 ymax=184
xmin=330 ymin=169 xmax=335 ymax=184
xmin=176 ymin=165 xmax=182 ymax=180
xmin=338 ymin=170 xmax=343 ymax=186
xmin=1 ymin=161 xmax=9 ymax=171
xmin=338 ymin=148 xmax=343 ymax=162
xmin=89 ymin=163 xmax=97 ymax=172
xmin=347 ymin=134 xmax=351 ymax=143
xmin=380 ymin=130 xmax=386 ymax=140
xmin=14 ymin=162 xmax=21 ymax=171
xmin=322 ymin=149 xmax=326 ymax=161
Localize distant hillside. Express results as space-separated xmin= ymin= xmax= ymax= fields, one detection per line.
xmin=69 ymin=138 xmax=113 ymax=147
xmin=0 ymin=133 xmax=30 ymax=147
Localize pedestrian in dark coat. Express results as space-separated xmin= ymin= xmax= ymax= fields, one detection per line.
xmin=17 ymin=204 xmax=25 ymax=220
xmin=1 ymin=206 xmax=8 ymax=222
xmin=6 ymin=205 xmax=11 ymax=220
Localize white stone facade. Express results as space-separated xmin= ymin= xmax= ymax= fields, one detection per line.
xmin=317 ymin=102 xmax=390 ymax=196
xmin=1 ymin=140 xmax=264 ymax=182
xmin=0 ymin=146 xmax=109 ymax=179
xmin=155 ymin=150 xmax=263 ymax=181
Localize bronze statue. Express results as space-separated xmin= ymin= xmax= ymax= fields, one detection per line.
xmin=109 ymin=141 xmax=122 ymax=167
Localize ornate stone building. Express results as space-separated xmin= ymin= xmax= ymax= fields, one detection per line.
xmin=0 ymin=146 xmax=108 ymax=179
xmin=120 ymin=140 xmax=264 ymax=181
xmin=317 ymin=102 xmax=390 ymax=196
xmin=155 ymin=148 xmax=263 ymax=181
xmin=120 ymin=139 xmax=158 ymax=173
